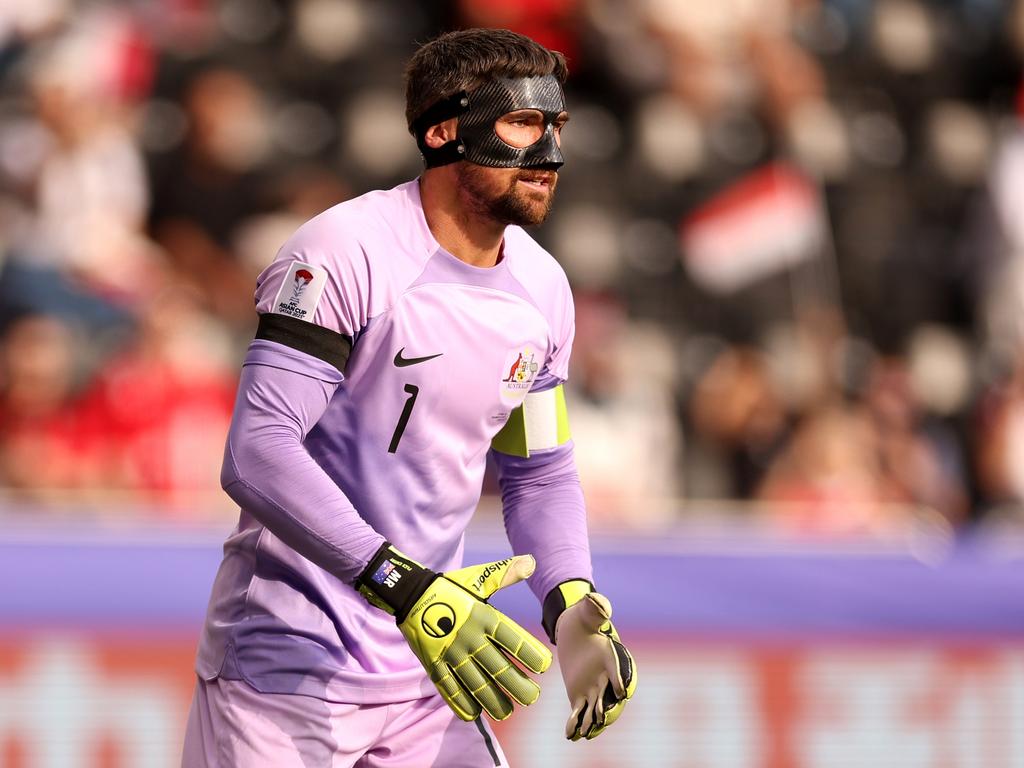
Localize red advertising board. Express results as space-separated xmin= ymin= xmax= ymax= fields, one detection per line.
xmin=497 ymin=641 xmax=1024 ymax=768
xmin=1 ymin=635 xmax=1022 ymax=767
xmin=0 ymin=634 xmax=196 ymax=768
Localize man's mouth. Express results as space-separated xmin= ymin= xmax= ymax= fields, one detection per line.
xmin=516 ymin=172 xmax=556 ymax=192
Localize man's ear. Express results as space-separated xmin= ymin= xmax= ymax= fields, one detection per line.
xmin=422 ymin=118 xmax=458 ymax=149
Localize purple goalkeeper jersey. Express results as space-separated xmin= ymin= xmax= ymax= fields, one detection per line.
xmin=195 ymin=179 xmax=589 ymax=704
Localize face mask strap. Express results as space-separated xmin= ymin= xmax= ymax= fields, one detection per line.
xmin=412 ymin=91 xmax=471 ymax=168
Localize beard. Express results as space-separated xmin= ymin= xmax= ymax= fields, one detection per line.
xmin=456 ymin=163 xmax=558 ymax=227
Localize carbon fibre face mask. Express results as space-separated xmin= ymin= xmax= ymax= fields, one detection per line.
xmin=412 ymin=75 xmax=566 ymax=170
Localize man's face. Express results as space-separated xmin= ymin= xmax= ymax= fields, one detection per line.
xmin=454 ymin=107 xmax=567 ymax=227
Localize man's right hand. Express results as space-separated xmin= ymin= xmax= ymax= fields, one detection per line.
xmin=357 ymin=544 xmax=552 ymax=721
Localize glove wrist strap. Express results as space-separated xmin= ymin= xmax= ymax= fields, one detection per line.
xmin=357 ymin=543 xmax=437 ymax=622
xmin=542 ymin=578 xmax=595 ymax=644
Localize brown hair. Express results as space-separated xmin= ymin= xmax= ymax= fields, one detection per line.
xmin=404 ymin=28 xmax=568 ymax=131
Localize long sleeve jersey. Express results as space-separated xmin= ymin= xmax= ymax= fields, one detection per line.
xmin=195 ymin=179 xmax=592 ymax=704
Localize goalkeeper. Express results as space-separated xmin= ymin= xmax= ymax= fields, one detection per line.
xmin=183 ymin=28 xmax=635 ymax=767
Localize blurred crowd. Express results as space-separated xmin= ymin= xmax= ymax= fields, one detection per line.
xmin=1 ymin=0 xmax=1024 ymax=533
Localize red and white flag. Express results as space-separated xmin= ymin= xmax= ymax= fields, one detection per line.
xmin=680 ymin=163 xmax=825 ymax=294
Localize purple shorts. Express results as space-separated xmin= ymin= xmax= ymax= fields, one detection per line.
xmin=181 ymin=676 xmax=508 ymax=767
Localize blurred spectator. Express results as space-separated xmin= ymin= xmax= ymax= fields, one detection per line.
xmin=688 ymin=344 xmax=790 ymax=499
xmin=74 ymin=284 xmax=237 ymax=515
xmin=643 ymin=0 xmax=825 ymax=125
xmin=979 ymin=94 xmax=1024 ymax=366
xmin=568 ymin=291 xmax=683 ymax=527
xmin=756 ymin=401 xmax=898 ymax=535
xmin=148 ymin=66 xmax=272 ymax=327
xmin=0 ymin=0 xmax=69 ymax=65
xmin=862 ymin=353 xmax=969 ymax=526
xmin=0 ymin=288 xmax=236 ymax=516
xmin=2 ymin=7 xmax=161 ymax=319
xmin=455 ymin=0 xmax=584 ymax=65
xmin=0 ymin=313 xmax=97 ymax=499
xmin=974 ymin=352 xmax=1024 ymax=519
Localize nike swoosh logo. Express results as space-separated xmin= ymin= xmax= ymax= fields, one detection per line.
xmin=394 ymin=348 xmax=443 ymax=367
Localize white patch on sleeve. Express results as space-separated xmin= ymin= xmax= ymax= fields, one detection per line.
xmin=272 ymin=262 xmax=328 ymax=322
xmin=522 ymin=388 xmax=559 ymax=452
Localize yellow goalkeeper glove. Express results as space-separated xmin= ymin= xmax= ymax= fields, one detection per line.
xmin=357 ymin=543 xmax=552 ymax=722
xmin=543 ymin=580 xmax=637 ymax=740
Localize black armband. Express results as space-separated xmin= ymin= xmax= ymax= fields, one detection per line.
xmin=255 ymin=313 xmax=352 ymax=374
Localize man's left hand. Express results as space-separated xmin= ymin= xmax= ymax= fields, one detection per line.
xmin=549 ymin=582 xmax=637 ymax=740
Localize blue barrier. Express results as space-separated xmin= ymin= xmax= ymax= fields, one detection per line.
xmin=1 ymin=518 xmax=1021 ymax=637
